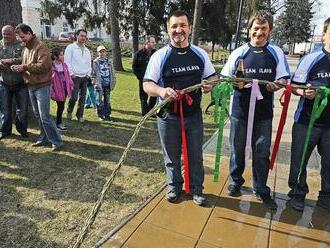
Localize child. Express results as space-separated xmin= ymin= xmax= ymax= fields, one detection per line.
xmin=92 ymin=45 xmax=116 ymax=121
xmin=85 ymin=51 xmax=96 ymax=108
xmin=51 ymin=47 xmax=73 ymax=130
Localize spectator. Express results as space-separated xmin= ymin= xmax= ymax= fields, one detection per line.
xmin=92 ymin=45 xmax=116 ymax=121
xmin=0 ymin=25 xmax=28 ymax=139
xmin=85 ymin=51 xmax=96 ymax=108
xmin=11 ymin=24 xmax=62 ymax=151
xmin=132 ymin=35 xmax=157 ymax=116
xmin=50 ymin=47 xmax=73 ymax=131
xmin=64 ymin=29 xmax=92 ymax=123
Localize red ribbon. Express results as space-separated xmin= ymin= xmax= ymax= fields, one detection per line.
xmin=270 ymin=84 xmax=292 ymax=170
xmin=174 ymin=91 xmax=193 ymax=193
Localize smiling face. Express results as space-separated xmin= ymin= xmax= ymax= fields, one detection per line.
xmin=2 ymin=26 xmax=15 ymax=45
xmin=250 ymin=19 xmax=271 ymax=47
xmin=167 ymin=15 xmax=191 ymax=48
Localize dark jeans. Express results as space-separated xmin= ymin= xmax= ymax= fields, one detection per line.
xmin=139 ymin=80 xmax=156 ymax=116
xmin=95 ymin=86 xmax=111 ymax=118
xmin=288 ymin=122 xmax=330 ymax=199
xmin=67 ymin=76 xmax=88 ymax=118
xmin=157 ymin=109 xmax=204 ymax=195
xmin=1 ymin=83 xmax=28 ymax=135
xmin=56 ymin=101 xmax=65 ymax=125
xmin=229 ymin=116 xmax=272 ymax=195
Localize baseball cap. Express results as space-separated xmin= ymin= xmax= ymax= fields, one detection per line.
xmin=97 ymin=45 xmax=106 ymax=52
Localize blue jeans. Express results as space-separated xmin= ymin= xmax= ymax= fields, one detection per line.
xmin=229 ymin=116 xmax=272 ymax=195
xmin=157 ymin=109 xmax=204 ymax=195
xmin=95 ymin=86 xmax=111 ymax=118
xmin=288 ymin=122 xmax=330 ymax=199
xmin=28 ymin=85 xmax=62 ymax=146
xmin=1 ymin=83 xmax=28 ymax=135
xmin=0 ymin=83 xmax=4 ymax=129
xmin=67 ymin=76 xmax=88 ymax=118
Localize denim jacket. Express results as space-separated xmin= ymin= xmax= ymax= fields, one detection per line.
xmin=92 ymin=57 xmax=116 ymax=91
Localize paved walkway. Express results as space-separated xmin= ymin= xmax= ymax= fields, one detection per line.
xmin=99 ymin=59 xmax=330 ymax=248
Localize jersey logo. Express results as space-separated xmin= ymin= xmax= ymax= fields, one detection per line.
xmin=177 ymin=51 xmax=187 ymax=55
xmin=253 ymin=50 xmax=263 ymax=54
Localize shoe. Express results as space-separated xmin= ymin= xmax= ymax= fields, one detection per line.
xmin=316 ymin=198 xmax=330 ymax=212
xmin=289 ymin=196 xmax=305 ymax=212
xmin=67 ymin=112 xmax=72 ymax=120
xmin=31 ymin=141 xmax=46 ymax=147
xmin=0 ymin=132 xmax=11 ymax=140
xmin=165 ymin=191 xmax=180 ymax=203
xmin=98 ymin=116 xmax=105 ymax=121
xmin=51 ymin=144 xmax=62 ymax=152
xmin=228 ymin=184 xmax=241 ymax=197
xmin=57 ymin=123 xmax=67 ymax=131
xmin=259 ymin=193 xmax=277 ymax=210
xmin=104 ymin=116 xmax=111 ymax=121
xmin=193 ymin=194 xmax=206 ymax=206
xmin=77 ymin=117 xmax=84 ymax=123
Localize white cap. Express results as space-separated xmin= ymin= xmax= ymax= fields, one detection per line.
xmin=97 ymin=45 xmax=106 ymax=52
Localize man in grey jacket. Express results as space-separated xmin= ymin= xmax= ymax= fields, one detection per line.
xmin=0 ymin=25 xmax=28 ymax=139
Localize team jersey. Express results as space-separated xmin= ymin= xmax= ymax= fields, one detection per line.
xmin=144 ymin=44 xmax=216 ymax=116
xmin=292 ymin=48 xmax=330 ymax=127
xmin=221 ymin=42 xmax=290 ymax=120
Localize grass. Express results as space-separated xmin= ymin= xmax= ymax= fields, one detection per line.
xmin=0 ymin=57 xmax=217 ymax=248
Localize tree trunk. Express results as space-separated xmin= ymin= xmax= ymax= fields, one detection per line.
xmin=132 ymin=0 xmax=139 ymax=56
xmin=191 ymin=0 xmax=202 ymax=45
xmin=108 ymin=0 xmax=124 ymax=71
xmin=0 ymin=0 xmax=22 ymax=39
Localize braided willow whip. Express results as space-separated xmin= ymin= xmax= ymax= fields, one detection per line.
xmin=72 ymin=76 xmax=322 ymax=247
xmin=72 ymin=78 xmax=222 ymax=248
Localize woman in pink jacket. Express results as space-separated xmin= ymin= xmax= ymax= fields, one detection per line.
xmin=51 ymin=47 xmax=73 ymax=130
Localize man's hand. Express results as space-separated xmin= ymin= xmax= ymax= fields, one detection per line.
xmin=0 ymin=60 xmax=7 ymax=69
xmin=303 ymin=84 xmax=316 ymax=100
xmin=266 ymin=82 xmax=280 ymax=92
xmin=1 ymin=58 xmax=13 ymax=65
xmin=201 ymin=82 xmax=213 ymax=93
xmin=160 ymin=87 xmax=178 ymax=99
xmin=10 ymin=64 xmax=26 ymax=73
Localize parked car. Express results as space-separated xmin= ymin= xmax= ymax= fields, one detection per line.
xmin=58 ymin=31 xmax=75 ymax=41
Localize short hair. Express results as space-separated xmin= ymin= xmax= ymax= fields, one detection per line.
xmin=248 ymin=10 xmax=273 ymax=30
xmin=323 ymin=17 xmax=330 ymax=33
xmin=145 ymin=35 xmax=156 ymax=44
xmin=75 ymin=29 xmax=87 ymax=37
xmin=167 ymin=10 xmax=191 ymax=25
xmin=15 ymin=23 xmax=34 ymax=35
xmin=51 ymin=47 xmax=63 ymax=60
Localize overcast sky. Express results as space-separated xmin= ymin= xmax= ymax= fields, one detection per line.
xmin=312 ymin=0 xmax=330 ymax=35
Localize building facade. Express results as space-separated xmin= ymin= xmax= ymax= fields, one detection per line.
xmin=20 ymin=0 xmax=109 ymax=40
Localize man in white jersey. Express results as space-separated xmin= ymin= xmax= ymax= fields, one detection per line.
xmin=143 ymin=10 xmax=217 ymax=206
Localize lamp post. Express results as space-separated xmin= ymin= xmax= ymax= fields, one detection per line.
xmin=235 ymin=0 xmax=244 ymax=49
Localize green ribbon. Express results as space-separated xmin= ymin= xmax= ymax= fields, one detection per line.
xmin=213 ymin=80 xmax=233 ymax=182
xmin=298 ymin=87 xmax=330 ymax=182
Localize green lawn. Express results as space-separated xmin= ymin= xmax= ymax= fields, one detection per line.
xmin=0 ymin=57 xmax=217 ymax=247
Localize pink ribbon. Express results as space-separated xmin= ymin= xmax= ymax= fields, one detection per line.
xmin=245 ymin=79 xmax=263 ymax=166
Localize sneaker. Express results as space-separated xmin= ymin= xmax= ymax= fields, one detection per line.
xmin=98 ymin=117 xmax=105 ymax=121
xmin=289 ymin=196 xmax=305 ymax=212
xmin=228 ymin=184 xmax=241 ymax=197
xmin=57 ymin=123 xmax=67 ymax=131
xmin=51 ymin=144 xmax=62 ymax=152
xmin=165 ymin=191 xmax=180 ymax=203
xmin=259 ymin=193 xmax=277 ymax=210
xmin=104 ymin=116 xmax=112 ymax=121
xmin=193 ymin=194 xmax=206 ymax=206
xmin=67 ymin=112 xmax=72 ymax=120
xmin=316 ymin=198 xmax=330 ymax=212
xmin=77 ymin=117 xmax=84 ymax=123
